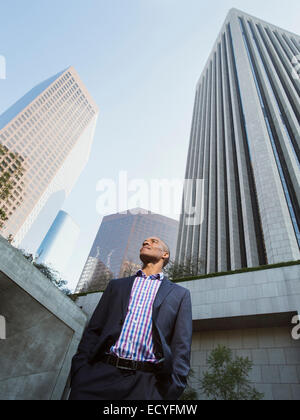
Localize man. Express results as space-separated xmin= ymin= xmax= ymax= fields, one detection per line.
xmin=69 ymin=237 xmax=192 ymax=400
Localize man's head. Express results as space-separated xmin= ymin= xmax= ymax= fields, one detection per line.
xmin=140 ymin=237 xmax=170 ymax=270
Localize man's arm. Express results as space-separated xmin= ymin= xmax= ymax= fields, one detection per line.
xmin=70 ymin=281 xmax=113 ymax=380
xmin=165 ymin=289 xmax=193 ymax=400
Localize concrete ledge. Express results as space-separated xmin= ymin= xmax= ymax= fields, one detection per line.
xmin=0 ymin=236 xmax=87 ymax=400
xmin=193 ymin=311 xmax=297 ymax=332
xmin=75 ymin=264 xmax=300 ymax=325
xmin=180 ymin=264 xmax=300 ymax=322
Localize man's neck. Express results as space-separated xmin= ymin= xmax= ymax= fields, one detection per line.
xmin=142 ymin=263 xmax=164 ymax=277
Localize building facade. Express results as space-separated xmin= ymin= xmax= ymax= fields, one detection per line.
xmin=36 ymin=210 xmax=80 ymax=276
xmin=75 ymin=208 xmax=179 ymax=293
xmin=0 ymin=66 xmax=98 ymax=249
xmin=176 ymin=9 xmax=300 ymax=275
xmin=74 ymin=261 xmax=300 ymax=401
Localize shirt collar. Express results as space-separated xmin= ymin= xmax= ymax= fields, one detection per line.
xmin=136 ymin=269 xmax=164 ymax=281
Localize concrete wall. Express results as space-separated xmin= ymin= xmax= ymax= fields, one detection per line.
xmin=0 ymin=236 xmax=87 ymax=400
xmin=191 ymin=327 xmax=300 ymax=400
xmin=183 ymin=263 xmax=300 ymax=400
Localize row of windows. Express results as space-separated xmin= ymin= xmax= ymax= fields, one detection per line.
xmin=0 ymin=154 xmax=23 ymax=169
xmin=0 ymin=82 xmax=73 ymax=140
xmin=1 ymin=88 xmax=95 ymax=170
xmin=3 ymin=92 xmax=93 ymax=175
xmin=25 ymin=119 xmax=88 ymax=189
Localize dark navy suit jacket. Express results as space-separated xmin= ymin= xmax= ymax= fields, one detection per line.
xmin=70 ymin=274 xmax=193 ymax=400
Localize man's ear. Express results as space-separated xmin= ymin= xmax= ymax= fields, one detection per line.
xmin=163 ymin=252 xmax=169 ymax=263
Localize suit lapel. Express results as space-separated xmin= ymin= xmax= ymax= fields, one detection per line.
xmin=152 ymin=276 xmax=174 ymax=320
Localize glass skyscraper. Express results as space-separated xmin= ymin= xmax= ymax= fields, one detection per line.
xmin=75 ymin=208 xmax=179 ymax=293
xmin=36 ymin=210 xmax=80 ymax=276
xmin=176 ymin=9 xmax=300 ymax=275
xmin=0 ymin=66 xmax=99 ymax=249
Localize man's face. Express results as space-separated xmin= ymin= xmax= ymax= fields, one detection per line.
xmin=140 ymin=237 xmax=169 ymax=267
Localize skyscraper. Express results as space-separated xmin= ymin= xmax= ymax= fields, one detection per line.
xmin=75 ymin=208 xmax=179 ymax=293
xmin=0 ymin=66 xmax=99 ymax=249
xmin=176 ymin=9 xmax=300 ymax=275
xmin=36 ymin=210 xmax=80 ymax=275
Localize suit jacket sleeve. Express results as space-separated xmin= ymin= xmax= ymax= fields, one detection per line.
xmin=70 ymin=281 xmax=112 ymax=380
xmin=165 ymin=289 xmax=193 ymax=400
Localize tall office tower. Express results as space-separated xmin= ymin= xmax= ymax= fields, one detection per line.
xmin=176 ymin=9 xmax=300 ymax=275
xmin=75 ymin=208 xmax=179 ymax=293
xmin=0 ymin=66 xmax=98 ymax=249
xmin=36 ymin=210 xmax=80 ymax=275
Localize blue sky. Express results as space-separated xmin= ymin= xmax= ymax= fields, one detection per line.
xmin=0 ymin=0 xmax=299 ymax=291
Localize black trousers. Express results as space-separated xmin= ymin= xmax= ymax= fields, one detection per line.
xmin=68 ymin=360 xmax=165 ymax=400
